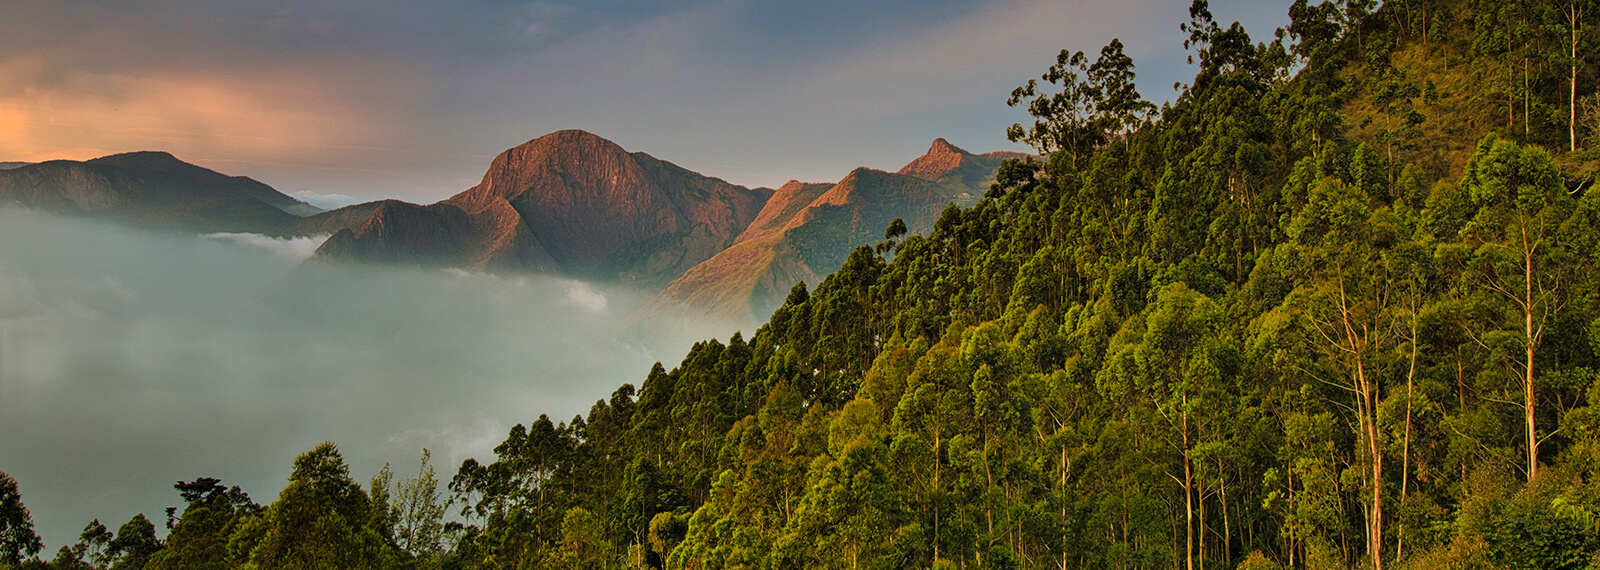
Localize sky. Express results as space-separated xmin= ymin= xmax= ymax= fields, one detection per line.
xmin=0 ymin=0 xmax=1292 ymax=205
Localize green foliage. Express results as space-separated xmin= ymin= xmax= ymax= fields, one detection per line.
xmin=145 ymin=478 xmax=257 ymax=570
xmin=231 ymin=442 xmax=397 ymax=569
xmin=0 ymin=473 xmax=42 ymax=566
xmin=106 ymin=515 xmax=160 ymax=570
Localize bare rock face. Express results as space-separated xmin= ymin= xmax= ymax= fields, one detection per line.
xmin=329 ymin=130 xmax=770 ymax=284
xmin=0 ymin=151 xmax=318 ymax=233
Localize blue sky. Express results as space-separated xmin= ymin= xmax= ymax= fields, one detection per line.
xmin=0 ymin=0 xmax=1292 ymax=203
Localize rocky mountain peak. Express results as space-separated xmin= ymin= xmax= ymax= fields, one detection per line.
xmin=897 ymin=138 xmax=975 ymax=181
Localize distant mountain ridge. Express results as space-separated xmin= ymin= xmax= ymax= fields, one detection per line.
xmin=2 ymin=133 xmax=1027 ymax=326
xmin=0 ymin=151 xmax=319 ymax=232
xmin=637 ymin=140 xmax=1019 ymax=327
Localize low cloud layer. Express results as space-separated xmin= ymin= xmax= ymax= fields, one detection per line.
xmin=0 ymin=208 xmax=735 ymax=549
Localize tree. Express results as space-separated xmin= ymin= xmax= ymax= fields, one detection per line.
xmin=556 ymin=508 xmax=608 ymax=570
xmin=1088 ymin=38 xmax=1157 ymax=148
xmin=885 ymin=218 xmax=908 ymax=241
xmin=0 ymin=472 xmax=42 ymax=566
xmin=1556 ymin=0 xmax=1600 ymax=150
xmin=1288 ymin=0 xmax=1343 ymax=70
xmin=1457 ymin=134 xmax=1575 ymax=481
xmin=391 ymin=449 xmax=449 ymax=558
xmin=144 ymin=478 xmax=258 ymax=570
xmin=232 ymin=441 xmax=396 ymax=569
xmin=79 ymin=520 xmax=114 ymax=568
xmin=1008 ymin=36 xmax=1155 ymax=167
xmin=448 ymin=458 xmax=491 ymax=527
xmin=106 ymin=514 xmax=161 ymax=570
xmin=1135 ymin=283 xmax=1224 ymax=570
xmin=1286 ymin=176 xmax=1392 ymax=570
xmin=786 ymin=401 xmax=902 ymax=570
xmin=1008 ymin=48 xmax=1099 ymax=166
xmin=648 ymin=510 xmax=689 ymax=565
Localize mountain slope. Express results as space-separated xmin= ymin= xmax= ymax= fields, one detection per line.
xmin=642 ymin=167 xmax=949 ymax=325
xmin=0 ymin=152 xmax=318 ymax=233
xmin=732 ymin=180 xmax=834 ymax=244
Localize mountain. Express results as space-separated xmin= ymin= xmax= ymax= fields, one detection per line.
xmin=0 ymin=162 xmax=29 ymax=171
xmin=896 ymin=138 xmax=1033 ymax=204
xmin=0 ymin=135 xmax=1019 ymax=311
xmin=636 ymin=138 xmax=1023 ymax=326
xmin=319 ymin=130 xmax=772 ymax=284
xmin=641 ymin=167 xmax=951 ymax=325
xmin=0 ymin=152 xmax=319 ymax=233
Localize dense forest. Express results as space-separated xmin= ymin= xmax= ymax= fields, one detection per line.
xmin=10 ymin=0 xmax=1600 ymax=568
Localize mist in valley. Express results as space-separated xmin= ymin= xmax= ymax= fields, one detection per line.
xmin=0 ymin=208 xmax=738 ymax=550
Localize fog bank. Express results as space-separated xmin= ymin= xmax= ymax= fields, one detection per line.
xmin=0 ymin=208 xmax=736 ymax=549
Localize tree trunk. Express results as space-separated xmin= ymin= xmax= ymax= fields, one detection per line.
xmin=1361 ymin=360 xmax=1385 ymax=570
xmin=1287 ymin=466 xmax=1296 ymax=568
xmin=1572 ymin=2 xmax=1581 ymax=151
xmin=1525 ymin=239 xmax=1539 ymax=481
xmin=1220 ymin=459 xmax=1231 ymax=565
xmin=1509 ymin=22 xmax=1516 ymax=129
xmin=934 ymin=425 xmax=942 ymax=562
xmin=1198 ymin=473 xmax=1207 ymax=570
xmin=1184 ymin=406 xmax=1195 ymax=570
xmin=1061 ymin=446 xmax=1069 ymax=570
xmin=1337 ymin=268 xmax=1384 ymax=570
xmin=984 ymin=431 xmax=995 ymax=536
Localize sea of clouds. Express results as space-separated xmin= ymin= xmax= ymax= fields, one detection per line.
xmin=0 ymin=208 xmax=737 ymax=549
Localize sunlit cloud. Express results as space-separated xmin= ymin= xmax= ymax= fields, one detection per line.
xmin=204 ymin=232 xmax=330 ymax=262
xmin=562 ymin=281 xmax=610 ymax=314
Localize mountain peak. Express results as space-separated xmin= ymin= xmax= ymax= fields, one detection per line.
xmin=927 ymin=138 xmax=970 ymax=156
xmin=85 ymin=151 xmax=186 ymax=169
xmin=517 ymin=129 xmax=609 ymax=148
xmin=423 ymin=129 xmax=769 ymax=282
xmin=897 ymin=138 xmax=975 ymax=181
xmin=484 ymin=130 xmax=623 ymax=171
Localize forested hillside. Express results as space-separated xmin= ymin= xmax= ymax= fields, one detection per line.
xmin=9 ymin=0 xmax=1600 ymax=568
